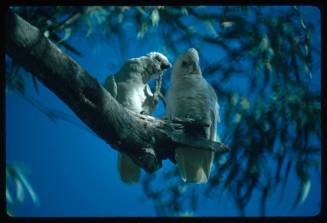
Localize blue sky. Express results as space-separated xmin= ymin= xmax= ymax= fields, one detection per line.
xmin=5 ymin=6 xmax=321 ymax=217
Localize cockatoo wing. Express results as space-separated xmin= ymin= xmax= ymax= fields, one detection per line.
xmin=174 ymin=86 xmax=217 ymax=183
xmin=203 ymin=90 xmax=219 ymax=180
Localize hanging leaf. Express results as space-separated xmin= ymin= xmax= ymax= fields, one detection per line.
xmin=151 ymin=9 xmax=160 ymax=27
xmin=57 ymin=27 xmax=72 ymax=44
xmin=181 ymin=7 xmax=188 ymax=15
xmin=14 ymin=177 xmax=25 ymax=203
xmin=293 ymin=179 xmax=311 ymax=208
xmin=85 ymin=17 xmax=93 ymax=37
xmin=15 ymin=167 xmax=40 ymax=206
xmin=137 ymin=23 xmax=148 ymax=39
xmin=92 ymin=7 xmax=109 ymax=25
xmin=118 ymin=13 xmax=124 ymax=24
xmin=136 ymin=6 xmax=148 ymax=16
xmin=259 ymin=35 xmax=269 ymax=51
xmin=43 ymin=30 xmax=50 ymax=38
xmin=6 ymin=165 xmax=40 ymax=206
xmin=303 ymin=64 xmax=312 ymax=79
xmin=205 ymin=20 xmax=218 ymax=38
xmin=240 ymin=96 xmax=250 ymax=110
xmin=230 ymin=93 xmax=239 ymax=106
xmin=221 ymin=21 xmax=235 ymax=28
xmin=233 ymin=113 xmax=242 ymax=124
xmin=6 ymin=186 xmax=14 ymax=204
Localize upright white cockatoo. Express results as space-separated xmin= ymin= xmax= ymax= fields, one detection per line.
xmin=165 ymin=48 xmax=220 ymax=183
xmin=104 ymin=52 xmax=171 ymax=184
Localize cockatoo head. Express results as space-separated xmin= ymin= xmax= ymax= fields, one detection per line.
xmin=144 ymin=52 xmax=172 ymax=80
xmin=171 ymin=48 xmax=202 ymax=81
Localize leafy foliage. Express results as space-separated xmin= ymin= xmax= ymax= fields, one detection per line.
xmin=6 ymin=6 xmax=321 ymax=216
xmin=6 ymin=163 xmax=40 ymax=216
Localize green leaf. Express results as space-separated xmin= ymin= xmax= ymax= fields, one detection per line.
xmin=137 ymin=23 xmax=148 ymax=39
xmin=230 ymin=93 xmax=239 ymax=106
xmin=136 ymin=6 xmax=148 ymax=16
xmin=294 ymin=179 xmax=311 ymax=207
xmin=43 ymin=30 xmax=50 ymax=38
xmin=240 ymin=97 xmax=250 ymax=110
xmin=181 ymin=7 xmax=188 ymax=15
xmin=57 ymin=27 xmax=72 ymax=44
xmin=263 ymin=121 xmax=270 ymax=132
xmin=7 ymin=208 xmax=14 ymax=217
xmin=85 ymin=17 xmax=93 ymax=37
xmin=221 ymin=21 xmax=234 ymax=28
xmin=14 ymin=177 xmax=25 ymax=203
xmin=233 ymin=113 xmax=242 ymax=124
xmin=118 ymin=13 xmax=124 ymax=24
xmin=15 ymin=168 xmax=40 ymax=206
xmin=205 ymin=20 xmax=218 ymax=38
xmin=6 ymin=186 xmax=14 ymax=204
xmin=151 ymin=9 xmax=160 ymax=27
xmin=259 ymin=35 xmax=269 ymax=51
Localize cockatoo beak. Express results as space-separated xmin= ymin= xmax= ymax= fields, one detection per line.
xmin=161 ymin=62 xmax=172 ymax=70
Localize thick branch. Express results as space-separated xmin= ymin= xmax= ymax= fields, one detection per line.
xmin=5 ymin=10 xmax=229 ymax=173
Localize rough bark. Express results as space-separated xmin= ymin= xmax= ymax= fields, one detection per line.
xmin=5 ymin=10 xmax=229 ymax=173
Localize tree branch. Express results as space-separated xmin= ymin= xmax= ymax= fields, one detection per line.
xmin=5 ymin=10 xmax=229 ymax=173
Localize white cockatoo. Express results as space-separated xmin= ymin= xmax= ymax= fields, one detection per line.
xmin=165 ymin=48 xmax=220 ymax=183
xmin=104 ymin=52 xmax=171 ymax=184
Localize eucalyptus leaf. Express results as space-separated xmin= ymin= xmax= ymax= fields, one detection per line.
xmin=15 ymin=168 xmax=40 ymax=206
xmin=6 ymin=186 xmax=14 ymax=204
xmin=293 ymin=179 xmax=311 ymax=208
xmin=57 ymin=27 xmax=72 ymax=44
xmin=85 ymin=17 xmax=93 ymax=37
xmin=151 ymin=9 xmax=160 ymax=27
xmin=14 ymin=177 xmax=25 ymax=203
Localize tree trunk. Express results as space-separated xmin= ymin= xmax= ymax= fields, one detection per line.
xmin=5 ymin=10 xmax=229 ymax=173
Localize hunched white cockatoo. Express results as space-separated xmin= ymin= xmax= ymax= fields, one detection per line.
xmin=104 ymin=52 xmax=171 ymax=184
xmin=165 ymin=48 xmax=220 ymax=184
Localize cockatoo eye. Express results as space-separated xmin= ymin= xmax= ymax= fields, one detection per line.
xmin=154 ymin=55 xmax=162 ymax=62
xmin=181 ymin=60 xmax=189 ymax=67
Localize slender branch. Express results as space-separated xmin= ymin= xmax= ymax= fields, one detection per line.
xmin=5 ymin=10 xmax=229 ymax=173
